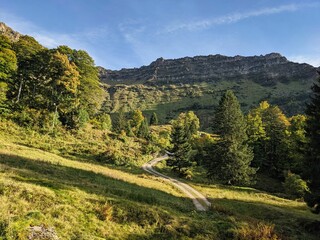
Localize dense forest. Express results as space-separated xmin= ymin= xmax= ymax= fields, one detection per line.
xmin=1 ymin=26 xmax=320 ymax=239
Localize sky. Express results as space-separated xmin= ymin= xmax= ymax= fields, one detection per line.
xmin=0 ymin=0 xmax=319 ymax=70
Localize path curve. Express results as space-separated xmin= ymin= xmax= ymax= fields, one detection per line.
xmin=142 ymin=155 xmax=211 ymax=211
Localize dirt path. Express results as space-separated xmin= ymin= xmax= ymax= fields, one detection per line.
xmin=142 ymin=155 xmax=211 ymax=211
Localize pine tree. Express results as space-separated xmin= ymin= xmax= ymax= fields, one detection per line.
xmin=208 ymin=90 xmax=255 ymax=185
xmin=149 ymin=112 xmax=159 ymax=125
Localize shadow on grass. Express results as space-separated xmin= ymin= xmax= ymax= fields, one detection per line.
xmin=0 ymin=153 xmax=193 ymax=212
xmin=208 ymin=197 xmax=320 ymax=240
xmin=11 ymin=141 xmax=147 ymax=175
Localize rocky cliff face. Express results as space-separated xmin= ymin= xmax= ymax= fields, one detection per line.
xmin=99 ymin=53 xmax=318 ymax=127
xmin=99 ymin=53 xmax=318 ymax=86
xmin=0 ymin=22 xmax=21 ymax=42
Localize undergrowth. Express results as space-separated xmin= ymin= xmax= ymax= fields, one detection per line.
xmin=0 ymin=119 xmax=319 ymax=239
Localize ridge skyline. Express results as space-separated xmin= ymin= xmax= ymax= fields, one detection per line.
xmin=0 ymin=0 xmax=319 ymax=70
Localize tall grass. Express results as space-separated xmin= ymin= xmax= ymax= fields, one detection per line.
xmin=1 ymin=119 xmax=320 ymax=239
xmin=155 ymin=162 xmax=320 ymax=239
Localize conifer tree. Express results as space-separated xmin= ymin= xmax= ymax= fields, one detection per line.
xmin=304 ymin=75 xmax=320 ymax=213
xmin=113 ymin=108 xmax=127 ymax=133
xmin=137 ymin=119 xmax=150 ymax=139
xmin=208 ymin=90 xmax=255 ymax=185
xmin=126 ymin=122 xmax=135 ymax=137
xmin=305 ymin=76 xmax=320 ymax=187
xmin=167 ymin=123 xmax=193 ymax=176
xmin=131 ymin=109 xmax=144 ymax=135
xmin=150 ymin=112 xmax=159 ymax=125
xmin=167 ymin=111 xmax=199 ymax=177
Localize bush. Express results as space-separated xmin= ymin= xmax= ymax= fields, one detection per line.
xmin=235 ymin=222 xmax=280 ymax=240
xmin=283 ymin=172 xmax=309 ymax=199
xmin=12 ymin=108 xmax=60 ymax=131
xmin=92 ymin=113 xmax=112 ymax=130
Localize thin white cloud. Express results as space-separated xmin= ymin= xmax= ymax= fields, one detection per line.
xmin=162 ymin=3 xmax=318 ymax=33
xmin=0 ymin=9 xmax=110 ymax=66
xmin=0 ymin=9 xmax=82 ymax=48
xmin=117 ymin=20 xmax=148 ymax=64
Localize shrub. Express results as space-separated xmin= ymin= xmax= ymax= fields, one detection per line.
xmin=92 ymin=113 xmax=112 ymax=130
xmin=283 ymin=172 xmax=309 ymax=199
xmin=235 ymin=222 xmax=280 ymax=240
xmin=12 ymin=108 xmax=60 ymax=131
xmin=95 ymin=202 xmax=113 ymax=221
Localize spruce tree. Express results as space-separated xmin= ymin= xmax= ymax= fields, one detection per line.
xmin=167 ymin=123 xmax=193 ymax=176
xmin=208 ymin=90 xmax=255 ymax=185
xmin=150 ymin=112 xmax=159 ymax=125
xmin=304 ymin=75 xmax=320 ymax=214
xmin=112 ymin=108 xmax=127 ymax=133
xmin=137 ymin=119 xmax=150 ymax=139
xmin=167 ymin=111 xmax=199 ymax=177
xmin=305 ymin=76 xmax=320 ymax=188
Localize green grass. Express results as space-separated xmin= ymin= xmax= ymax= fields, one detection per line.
xmin=106 ymin=80 xmax=312 ymax=129
xmin=155 ymin=162 xmax=320 ymax=240
xmin=0 ymin=120 xmax=223 ymax=239
xmin=1 ymin=119 xmax=319 ymax=239
xmin=0 ymin=138 xmax=219 ymax=239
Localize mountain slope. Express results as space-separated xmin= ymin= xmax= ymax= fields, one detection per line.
xmin=99 ymin=54 xmax=318 ymax=128
xmin=0 ymin=22 xmax=21 ymax=42
xmin=0 ymin=120 xmax=319 ymax=239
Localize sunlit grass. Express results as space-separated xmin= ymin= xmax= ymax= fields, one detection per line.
xmin=0 ymin=122 xmax=223 ymax=239
xmin=155 ymin=161 xmax=320 ymax=239
xmin=1 ymin=119 xmax=319 ymax=239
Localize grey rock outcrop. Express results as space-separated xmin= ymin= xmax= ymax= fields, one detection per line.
xmin=0 ymin=22 xmax=21 ymax=42
xmin=99 ymin=53 xmax=317 ymax=86
xmin=28 ymin=225 xmax=59 ymax=240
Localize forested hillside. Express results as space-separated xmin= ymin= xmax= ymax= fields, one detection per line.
xmin=99 ymin=54 xmax=318 ymax=129
xmin=0 ymin=22 xmax=107 ymax=131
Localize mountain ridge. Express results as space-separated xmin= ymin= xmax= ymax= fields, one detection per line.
xmin=98 ymin=53 xmax=318 ymax=127
xmin=98 ymin=53 xmax=317 ymax=87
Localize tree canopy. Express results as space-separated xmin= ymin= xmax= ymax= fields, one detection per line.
xmin=208 ymin=90 xmax=255 ymax=185
xmin=167 ymin=111 xmax=199 ymax=177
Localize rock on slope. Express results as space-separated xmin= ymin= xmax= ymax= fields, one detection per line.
xmin=0 ymin=22 xmax=21 ymax=42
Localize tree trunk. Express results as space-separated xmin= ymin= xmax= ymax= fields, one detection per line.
xmin=16 ymin=79 xmax=23 ymax=103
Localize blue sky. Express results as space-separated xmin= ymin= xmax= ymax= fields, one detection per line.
xmin=0 ymin=0 xmax=319 ymax=70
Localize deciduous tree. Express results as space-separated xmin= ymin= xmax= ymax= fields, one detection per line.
xmin=0 ymin=35 xmax=17 ymax=108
